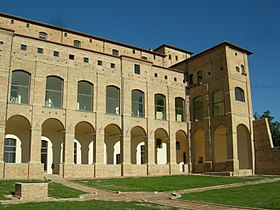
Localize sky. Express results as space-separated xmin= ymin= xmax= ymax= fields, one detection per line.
xmin=1 ymin=0 xmax=280 ymax=121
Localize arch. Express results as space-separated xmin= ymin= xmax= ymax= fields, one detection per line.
xmin=131 ymin=89 xmax=144 ymax=117
xmin=77 ymin=81 xmax=93 ymax=111
xmin=214 ymin=125 xmax=227 ymax=162
xmin=73 ymin=40 xmax=81 ymax=47
xmin=176 ymin=130 xmax=188 ymax=172
xmin=45 ymin=76 xmax=64 ymax=108
xmin=154 ymin=128 xmax=169 ymax=164
xmin=10 ymin=70 xmax=31 ymax=104
xmin=193 ymin=96 xmax=203 ymax=121
xmin=112 ymin=49 xmax=119 ymax=56
xmin=104 ymin=124 xmax=122 ymax=164
xmin=237 ymin=124 xmax=252 ymax=169
xmin=5 ymin=115 xmax=31 ymax=163
xmin=42 ymin=118 xmax=65 ymax=174
xmin=175 ymin=97 xmax=185 ymax=122
xmin=75 ymin=121 xmax=95 ymax=164
xmin=212 ymin=91 xmax=224 ymax=116
xmin=155 ymin=94 xmax=166 ymax=120
xmin=194 ymin=129 xmax=205 ymax=163
xmin=39 ymin=31 xmax=48 ymax=39
xmin=106 ymin=85 xmax=120 ymax=115
xmin=130 ymin=126 xmax=147 ymax=164
xmin=235 ymin=87 xmax=245 ymax=102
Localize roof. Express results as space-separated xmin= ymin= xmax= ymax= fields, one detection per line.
xmin=170 ymin=41 xmax=253 ymax=68
xmin=154 ymin=44 xmax=193 ymax=55
xmin=0 ymin=12 xmax=166 ymax=57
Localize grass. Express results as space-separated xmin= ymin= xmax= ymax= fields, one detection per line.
xmin=0 ymin=181 xmax=84 ymax=200
xmin=0 ymin=200 xmax=178 ymax=210
xmin=75 ymin=175 xmax=266 ymax=192
xmin=181 ymin=180 xmax=280 ymax=209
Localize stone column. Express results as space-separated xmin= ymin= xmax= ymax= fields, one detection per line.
xmin=147 ymin=136 xmax=155 ymax=175
xmin=0 ymin=125 xmax=5 ymax=178
xmin=62 ymin=131 xmax=74 ymax=178
xmin=121 ymin=134 xmax=132 ymax=176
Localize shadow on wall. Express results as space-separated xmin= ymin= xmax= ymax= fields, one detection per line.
xmin=253 ymin=118 xmax=280 ymax=175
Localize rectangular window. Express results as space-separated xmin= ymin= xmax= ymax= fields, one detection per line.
xmin=97 ymin=60 xmax=103 ymax=66
xmin=20 ymin=44 xmax=27 ymax=51
xmin=53 ymin=51 xmax=59 ymax=57
xmin=110 ymin=63 xmax=115 ymax=68
xmin=37 ymin=48 xmax=43 ymax=54
xmin=134 ymin=64 xmax=140 ymax=74
xmin=69 ymin=54 xmax=75 ymax=60
xmin=84 ymin=57 xmax=89 ymax=63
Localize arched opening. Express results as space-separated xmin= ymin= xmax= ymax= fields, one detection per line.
xmin=155 ymin=94 xmax=166 ymax=120
xmin=176 ymin=130 xmax=188 ymax=172
xmin=10 ymin=70 xmax=30 ymax=104
xmin=237 ymin=124 xmax=252 ymax=169
xmin=75 ymin=121 xmax=95 ymax=164
xmin=214 ymin=125 xmax=227 ymax=162
xmin=5 ymin=115 xmax=31 ymax=163
xmin=212 ymin=91 xmax=224 ymax=117
xmin=42 ymin=118 xmax=64 ymax=174
xmin=106 ymin=86 xmax=120 ymax=115
xmin=131 ymin=126 xmax=147 ymax=164
xmin=154 ymin=128 xmax=169 ymax=164
xmin=194 ymin=129 xmax=205 ymax=164
xmin=104 ymin=124 xmax=121 ymax=164
xmin=193 ymin=97 xmax=203 ymax=121
xmin=235 ymin=87 xmax=245 ymax=102
xmin=175 ymin=97 xmax=185 ymax=122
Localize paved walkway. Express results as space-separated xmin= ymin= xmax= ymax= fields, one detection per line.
xmin=2 ymin=175 xmax=280 ymax=209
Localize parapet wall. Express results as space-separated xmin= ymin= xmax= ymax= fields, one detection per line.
xmin=253 ymin=118 xmax=280 ymax=175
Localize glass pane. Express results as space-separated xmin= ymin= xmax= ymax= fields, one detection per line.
xmin=45 ymin=90 xmax=62 ymax=108
xmin=106 ymin=98 xmax=119 ymax=114
xmin=78 ymin=94 xmax=92 ymax=111
xmin=78 ymin=82 xmax=92 ymax=95
xmin=213 ymin=91 xmax=223 ymax=103
xmin=46 ymin=77 xmax=63 ymax=91
xmin=106 ymin=86 xmax=119 ymax=99
xmin=12 ymin=71 xmax=30 ymax=86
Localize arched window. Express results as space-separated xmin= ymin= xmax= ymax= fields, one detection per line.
xmin=10 ymin=70 xmax=30 ymax=104
xmin=132 ymin=89 xmax=144 ymax=117
xmin=45 ymin=76 xmax=63 ymax=108
xmin=235 ymin=87 xmax=245 ymax=102
xmin=193 ymin=96 xmax=203 ymax=121
xmin=39 ymin=32 xmax=48 ymax=40
xmin=112 ymin=49 xmax=119 ymax=56
xmin=73 ymin=40 xmax=81 ymax=47
xmin=155 ymin=94 xmax=166 ymax=120
xmin=213 ymin=91 xmax=224 ymax=116
xmin=77 ymin=81 xmax=93 ymax=111
xmin=4 ymin=138 xmax=16 ymax=163
xmin=175 ymin=97 xmax=185 ymax=122
xmin=106 ymin=86 xmax=120 ymax=114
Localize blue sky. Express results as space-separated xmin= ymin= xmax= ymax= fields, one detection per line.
xmin=1 ymin=0 xmax=280 ymax=121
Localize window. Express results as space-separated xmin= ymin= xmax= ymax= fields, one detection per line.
xmin=236 ymin=66 xmax=240 ymax=72
xmin=11 ymin=19 xmax=14 ymax=24
xmin=10 ymin=70 xmax=30 ymax=104
xmin=189 ymin=74 xmax=193 ymax=85
xmin=169 ymin=55 xmax=171 ymax=60
xmin=156 ymin=139 xmax=162 ymax=148
xmin=20 ymin=44 xmax=27 ymax=51
xmin=241 ymin=65 xmax=246 ymax=75
xmin=164 ymin=75 xmax=168 ymax=80
xmin=77 ymin=81 xmax=93 ymax=111
xmin=175 ymin=55 xmax=178 ymax=61
xmin=4 ymin=138 xmax=16 ymax=163
xmin=53 ymin=51 xmax=59 ymax=57
xmin=155 ymin=94 xmax=166 ymax=120
xmin=97 ymin=60 xmax=102 ymax=66
xmin=112 ymin=49 xmax=119 ymax=56
xmin=45 ymin=76 xmax=63 ymax=108
xmin=84 ymin=57 xmax=89 ymax=63
xmin=174 ymin=77 xmax=177 ymax=82
xmin=154 ymin=73 xmax=158 ymax=77
xmin=140 ymin=145 xmax=145 ymax=164
xmin=175 ymin=97 xmax=185 ymax=122
xmin=134 ymin=64 xmax=140 ymax=74
xmin=235 ymin=87 xmax=245 ymax=102
xmin=39 ymin=32 xmax=48 ymax=40
xmin=64 ymin=32 xmax=67 ymax=37
xmin=197 ymin=71 xmax=202 ymax=83
xmin=37 ymin=48 xmax=43 ymax=54
xmin=132 ymin=49 xmax=135 ymax=54
xmin=69 ymin=54 xmax=75 ymax=60
xmin=89 ymin=38 xmax=92 ymax=43
xmin=26 ymin=23 xmax=30 ymax=28
xmin=74 ymin=142 xmax=77 ymax=164
xmin=213 ymin=91 xmax=224 ymax=117
xmin=132 ymin=89 xmax=144 ymax=117
xmin=106 ymin=86 xmax=120 ymax=114
xmin=176 ymin=141 xmax=180 ymax=150
xmin=73 ymin=40 xmax=81 ymax=47
xmin=193 ymin=96 xmax=203 ymax=121
xmin=141 ymin=56 xmax=147 ymax=60
xmin=110 ymin=63 xmax=115 ymax=68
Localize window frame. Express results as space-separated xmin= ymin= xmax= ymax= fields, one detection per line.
xmin=193 ymin=96 xmax=203 ymax=121
xmin=175 ymin=97 xmax=185 ymax=122
xmin=10 ymin=70 xmax=31 ymax=104
xmin=39 ymin=32 xmax=48 ymax=40
xmin=106 ymin=85 xmax=120 ymax=115
xmin=155 ymin=94 xmax=166 ymax=120
xmin=4 ymin=138 xmax=16 ymax=163
xmin=235 ymin=87 xmax=245 ymax=102
xmin=134 ymin=64 xmax=140 ymax=74
xmin=45 ymin=76 xmax=64 ymax=108
xmin=77 ymin=81 xmax=93 ymax=111
xmin=131 ymin=89 xmax=144 ymax=117
xmin=73 ymin=40 xmax=81 ymax=48
xmin=212 ymin=91 xmax=225 ymax=117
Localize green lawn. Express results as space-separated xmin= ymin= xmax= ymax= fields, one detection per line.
xmin=181 ymin=180 xmax=280 ymax=209
xmin=75 ymin=175 xmax=265 ymax=192
xmin=0 ymin=200 xmax=178 ymax=210
xmin=0 ymin=181 xmax=84 ymax=200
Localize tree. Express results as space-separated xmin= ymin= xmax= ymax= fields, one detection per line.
xmin=254 ymin=110 xmax=280 ymax=146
